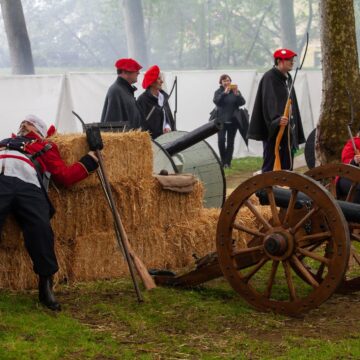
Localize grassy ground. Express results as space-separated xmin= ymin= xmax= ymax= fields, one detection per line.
xmin=2 ymin=279 xmax=360 ymax=360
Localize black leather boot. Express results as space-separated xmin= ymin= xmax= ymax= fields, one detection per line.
xmin=38 ymin=276 xmax=61 ymax=311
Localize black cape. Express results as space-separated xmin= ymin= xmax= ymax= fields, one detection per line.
xmin=137 ymin=89 xmax=175 ymax=139
xmin=100 ymin=76 xmax=144 ymax=129
xmin=247 ymin=67 xmax=305 ymax=148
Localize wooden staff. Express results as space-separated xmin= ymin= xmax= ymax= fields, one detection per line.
xmin=72 ymin=111 xmax=156 ymax=302
xmin=96 ymin=163 xmax=156 ymax=291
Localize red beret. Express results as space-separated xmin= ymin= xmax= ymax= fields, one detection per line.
xmin=142 ymin=65 xmax=160 ymax=89
xmin=273 ymin=48 xmax=297 ymax=60
xmin=114 ymin=58 xmax=142 ymax=72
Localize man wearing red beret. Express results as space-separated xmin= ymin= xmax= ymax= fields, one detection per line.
xmin=137 ymin=65 xmax=175 ymax=139
xmin=100 ymin=58 xmax=145 ymax=129
xmin=247 ymin=48 xmax=305 ymax=172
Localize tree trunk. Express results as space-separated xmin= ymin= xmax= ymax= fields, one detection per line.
xmin=0 ymin=0 xmax=34 ymax=74
xmin=279 ymin=0 xmax=297 ymax=53
xmin=316 ymin=0 xmax=360 ymax=164
xmin=122 ymin=0 xmax=148 ymax=68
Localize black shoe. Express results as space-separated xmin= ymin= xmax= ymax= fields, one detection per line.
xmin=38 ymin=276 xmax=61 ymax=311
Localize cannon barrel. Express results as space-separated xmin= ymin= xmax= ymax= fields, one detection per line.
xmin=162 ymin=119 xmax=222 ymax=156
xmin=257 ymin=187 xmax=360 ymax=223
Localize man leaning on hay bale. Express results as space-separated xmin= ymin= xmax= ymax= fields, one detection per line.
xmin=0 ymin=115 xmax=99 ymax=311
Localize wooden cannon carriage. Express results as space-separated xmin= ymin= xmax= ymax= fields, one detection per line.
xmin=154 ymin=163 xmax=360 ymax=316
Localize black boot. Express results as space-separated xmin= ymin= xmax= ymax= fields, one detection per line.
xmin=38 ymin=276 xmax=61 ymax=311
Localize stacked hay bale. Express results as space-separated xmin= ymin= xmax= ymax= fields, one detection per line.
xmin=0 ymin=131 xmax=268 ymax=290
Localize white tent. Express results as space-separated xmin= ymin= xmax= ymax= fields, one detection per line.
xmin=0 ymin=70 xmax=322 ymax=157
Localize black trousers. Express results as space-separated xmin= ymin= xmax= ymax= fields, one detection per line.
xmin=0 ymin=175 xmax=58 ymax=276
xmin=262 ymin=134 xmax=293 ymax=173
xmin=217 ymin=122 xmax=237 ymax=166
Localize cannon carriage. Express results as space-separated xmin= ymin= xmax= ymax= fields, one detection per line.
xmin=154 ymin=163 xmax=360 ymax=316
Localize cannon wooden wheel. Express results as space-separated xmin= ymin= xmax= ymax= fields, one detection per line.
xmin=306 ymin=163 xmax=360 ymax=293
xmin=216 ymin=171 xmax=350 ymax=316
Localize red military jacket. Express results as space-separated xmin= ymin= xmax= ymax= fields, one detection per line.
xmin=3 ymin=131 xmax=97 ymax=187
xmin=341 ymin=137 xmax=360 ymax=165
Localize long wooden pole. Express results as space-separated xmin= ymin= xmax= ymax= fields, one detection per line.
xmin=96 ymin=150 xmax=156 ymax=296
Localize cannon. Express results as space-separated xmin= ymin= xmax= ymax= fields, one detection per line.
xmin=152 ymin=120 xmax=225 ymax=208
xmin=153 ymin=164 xmax=360 ymax=316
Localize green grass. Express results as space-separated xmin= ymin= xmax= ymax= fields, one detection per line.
xmin=1 ymin=278 xmax=360 ymax=359
xmin=224 ymin=149 xmax=305 ymax=176
xmin=224 ymin=156 xmax=263 ymax=176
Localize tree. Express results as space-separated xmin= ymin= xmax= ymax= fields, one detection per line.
xmin=122 ymin=0 xmax=148 ymax=67
xmin=0 ymin=0 xmax=34 ymax=74
xmin=279 ymin=0 xmax=297 ymax=53
xmin=316 ymin=0 xmax=360 ymax=164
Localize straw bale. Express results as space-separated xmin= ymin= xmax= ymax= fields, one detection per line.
xmin=51 ymin=131 xmax=153 ymax=188
xmin=0 ymin=238 xmax=70 ymax=290
xmin=146 ymin=179 xmax=204 ymax=225
xmin=68 ymin=231 xmax=125 ymax=281
xmin=1 ymin=216 xmax=22 ymax=249
xmin=67 ymin=208 xmax=221 ymax=282
xmin=48 ymin=176 xmax=203 ymax=240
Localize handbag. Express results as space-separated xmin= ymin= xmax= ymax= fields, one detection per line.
xmin=234 ymin=107 xmax=250 ymax=146
xmin=209 ymin=107 xmax=218 ymax=122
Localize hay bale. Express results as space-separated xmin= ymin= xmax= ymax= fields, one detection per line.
xmin=67 ymin=208 xmax=220 ymax=282
xmin=51 ymin=131 xmax=153 ymax=188
xmin=0 ymin=239 xmax=70 ymax=290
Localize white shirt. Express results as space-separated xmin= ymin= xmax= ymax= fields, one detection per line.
xmin=0 ymin=149 xmax=40 ymax=188
xmin=157 ymin=92 xmax=171 ymax=131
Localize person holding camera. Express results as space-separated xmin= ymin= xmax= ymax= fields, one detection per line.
xmin=213 ymin=74 xmax=246 ymax=168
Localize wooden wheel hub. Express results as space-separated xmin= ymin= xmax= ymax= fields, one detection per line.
xmin=263 ymin=231 xmax=293 ymax=259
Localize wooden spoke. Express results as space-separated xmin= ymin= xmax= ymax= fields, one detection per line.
xmin=297 ymin=231 xmax=331 ymax=248
xmin=297 ymin=247 xmax=330 ymax=266
xmin=346 ymin=182 xmax=358 ymax=202
xmin=244 ymin=199 xmax=272 ymax=230
xmin=351 ymin=232 xmax=360 ymax=242
xmin=283 ymin=189 xmax=299 ymax=226
xmin=283 ymin=260 xmax=297 ymax=301
xmin=290 ymin=206 xmax=319 ymax=234
xmin=232 ymin=222 xmax=265 ymax=238
xmin=291 ymin=255 xmax=320 ymax=288
xmin=266 ymin=187 xmax=281 ymax=226
xmin=351 ymin=246 xmax=360 ymax=266
xmin=264 ymin=261 xmax=279 ymax=299
xmin=231 ymin=244 xmax=264 ymax=256
xmin=243 ymin=257 xmax=269 ymax=283
xmin=329 ymin=181 xmax=337 ymax=198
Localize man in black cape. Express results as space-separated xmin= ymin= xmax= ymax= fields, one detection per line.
xmin=101 ymin=58 xmax=145 ymax=129
xmin=247 ymin=48 xmax=305 ymax=172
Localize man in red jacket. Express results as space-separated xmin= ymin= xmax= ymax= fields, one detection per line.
xmin=0 ymin=115 xmax=99 ymax=311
